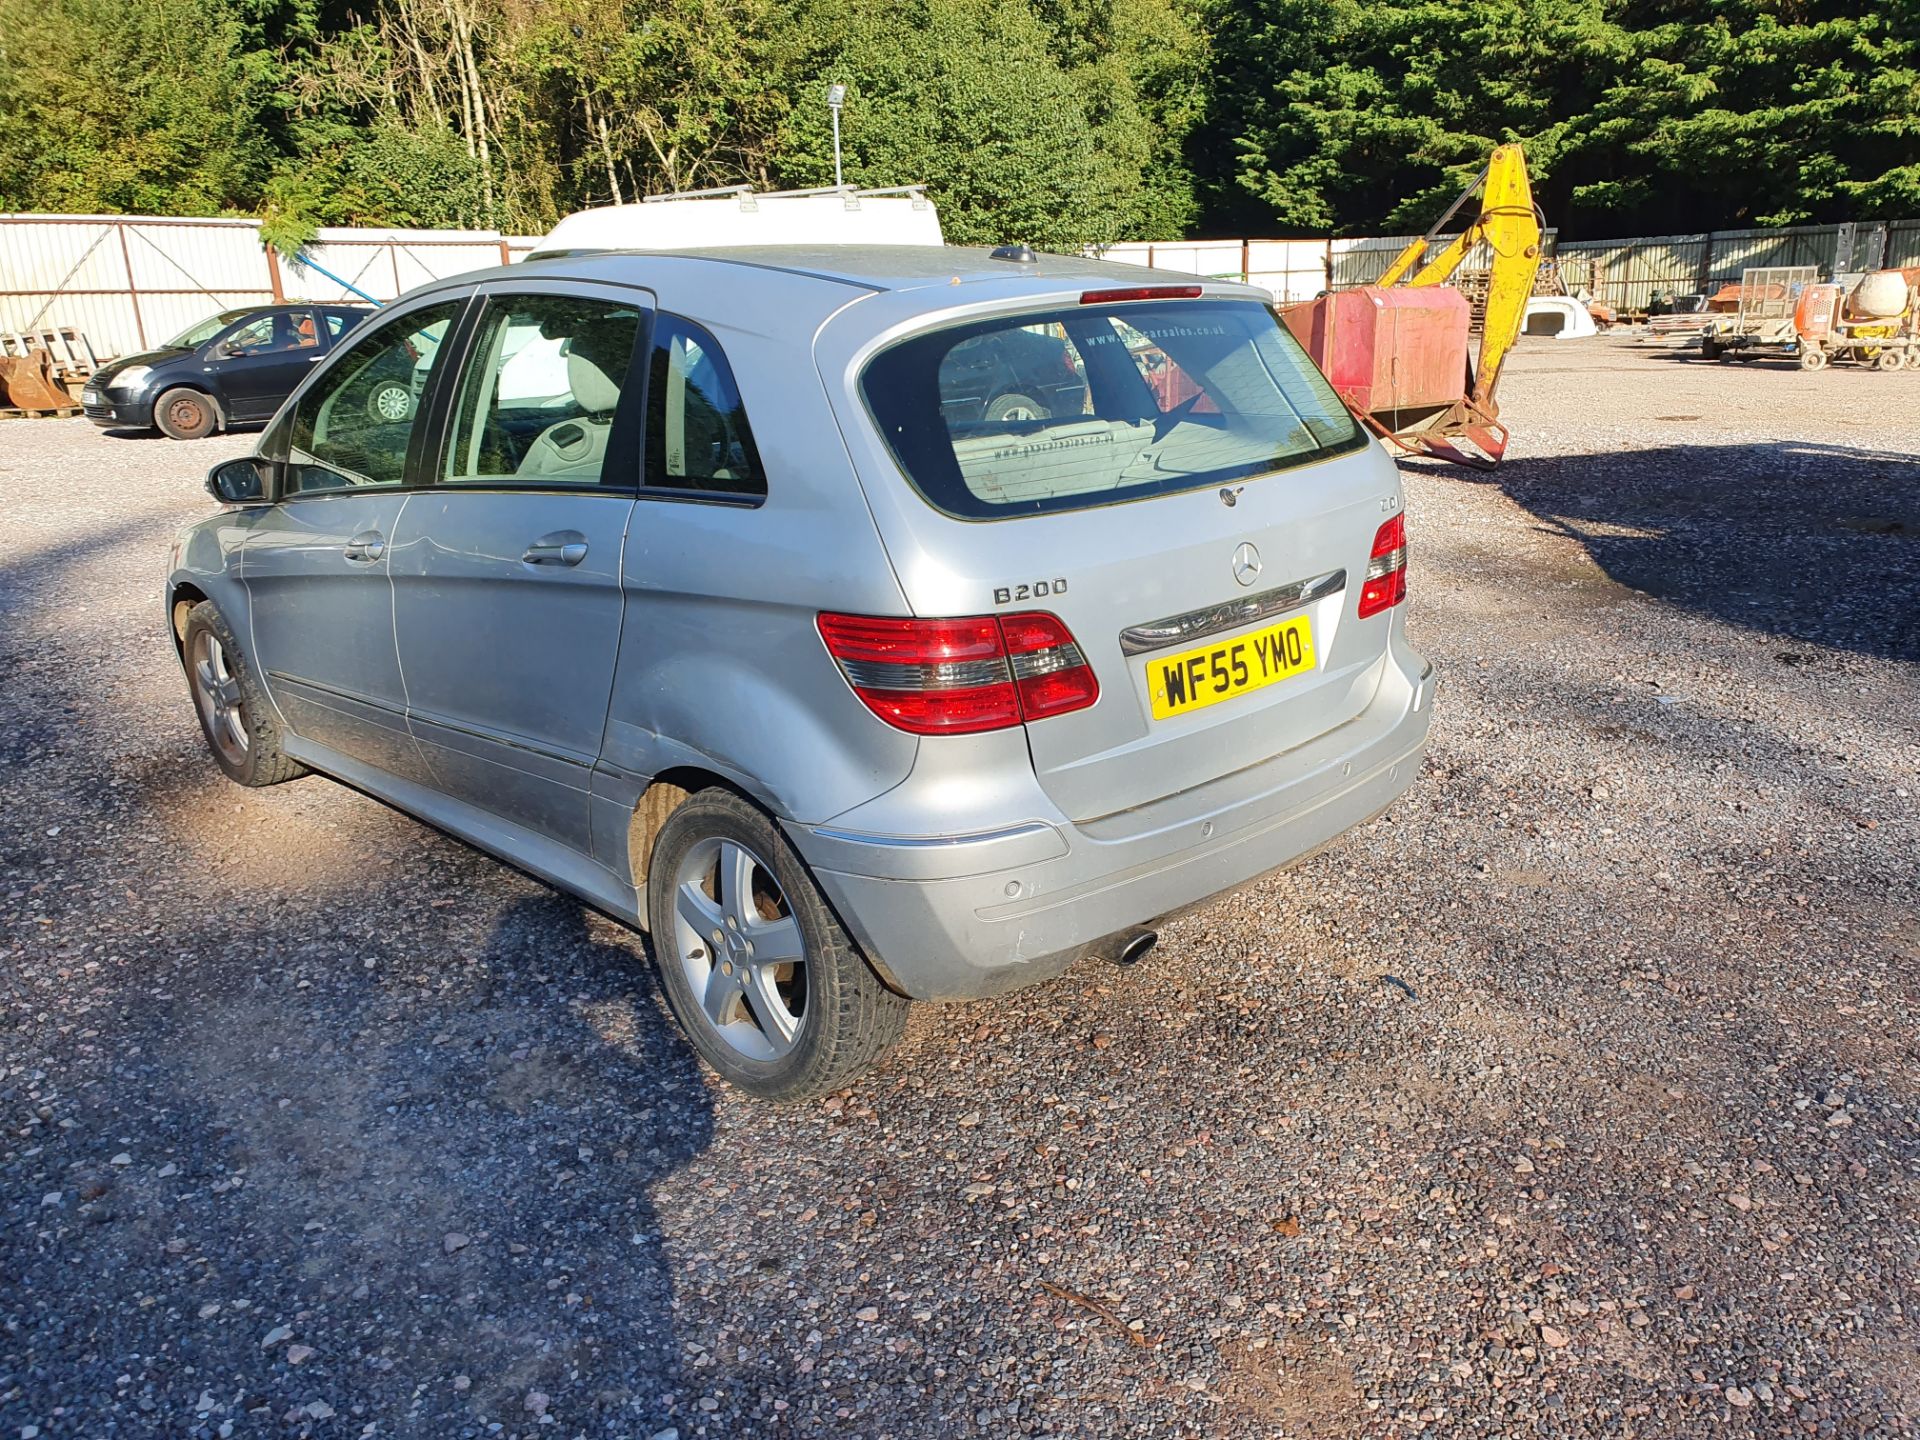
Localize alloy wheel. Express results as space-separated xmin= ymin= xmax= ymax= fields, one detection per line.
xmin=670 ymin=837 xmax=808 ymax=1061
xmin=190 ymin=629 xmax=249 ymax=766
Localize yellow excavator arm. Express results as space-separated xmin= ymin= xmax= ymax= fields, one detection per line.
xmin=1375 ymin=142 xmax=1542 ymax=408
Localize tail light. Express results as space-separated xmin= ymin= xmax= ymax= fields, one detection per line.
xmin=817 ymin=611 xmax=1098 ymax=735
xmin=1357 ymin=514 xmax=1407 ymax=618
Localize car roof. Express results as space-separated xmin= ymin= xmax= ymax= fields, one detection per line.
xmin=506 ymin=244 xmax=1232 ymax=296
xmin=222 ymin=302 xmax=366 ymax=319
xmin=394 ymin=245 xmax=1270 ymax=346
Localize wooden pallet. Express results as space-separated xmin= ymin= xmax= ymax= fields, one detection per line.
xmin=3 ymin=327 xmax=106 ymax=380
xmin=0 ymin=405 xmax=83 ymax=419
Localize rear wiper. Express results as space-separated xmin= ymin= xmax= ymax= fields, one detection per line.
xmin=1150 ymin=393 xmax=1204 ymax=444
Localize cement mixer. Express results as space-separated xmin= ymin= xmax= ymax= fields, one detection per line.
xmin=1795 ymin=268 xmax=1919 ymax=371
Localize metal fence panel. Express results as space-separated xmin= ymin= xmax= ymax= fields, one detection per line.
xmin=1704 ymin=225 xmax=1840 ymax=282
xmin=1885 ymin=222 xmax=1920 ymax=268
xmin=11 ymin=207 xmax=1920 ymax=364
xmin=1094 ymin=238 xmax=1336 ymax=301
xmin=0 ymin=216 xmax=275 ymax=356
xmin=1331 ymin=235 xmax=1419 ymax=288
xmin=298 ymin=228 xmax=514 ymax=302
xmin=0 ymin=213 xmax=529 ymax=360
xmin=1554 ymin=234 xmax=1711 ymax=314
xmin=1247 ymin=239 xmax=1329 ymax=302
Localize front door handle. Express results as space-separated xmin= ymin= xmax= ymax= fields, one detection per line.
xmin=523 ymin=531 xmax=588 ymax=567
xmin=343 ymin=530 xmax=385 ymax=563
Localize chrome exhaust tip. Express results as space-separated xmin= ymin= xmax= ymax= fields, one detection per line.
xmin=1115 ymin=930 xmax=1158 ymax=966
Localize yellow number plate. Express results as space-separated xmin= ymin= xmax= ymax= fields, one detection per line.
xmin=1147 ymin=614 xmax=1317 ymax=720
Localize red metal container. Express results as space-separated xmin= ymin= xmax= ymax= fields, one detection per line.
xmin=1280 ymin=286 xmax=1471 ymax=419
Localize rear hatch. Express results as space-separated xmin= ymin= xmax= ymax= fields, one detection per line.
xmin=832 ymin=287 xmax=1405 ymax=824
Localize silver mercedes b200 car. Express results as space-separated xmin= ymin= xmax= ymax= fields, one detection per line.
xmin=166 ymin=226 xmax=1434 ymax=1100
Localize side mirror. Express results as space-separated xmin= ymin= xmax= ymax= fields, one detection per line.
xmin=206 ymin=456 xmax=271 ymax=504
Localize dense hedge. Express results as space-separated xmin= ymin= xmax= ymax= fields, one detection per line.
xmin=0 ymin=0 xmax=1912 ymax=245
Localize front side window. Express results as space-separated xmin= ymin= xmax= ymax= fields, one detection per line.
xmin=861 ymin=298 xmax=1363 ymax=519
xmin=284 ymin=301 xmax=461 ymax=495
xmin=221 ymin=311 xmax=316 ymax=357
xmin=644 ymin=314 xmax=765 ymax=499
xmin=441 ymin=294 xmax=644 ymax=487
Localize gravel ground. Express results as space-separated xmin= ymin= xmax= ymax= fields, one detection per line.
xmin=2 ymin=336 xmax=1916 ymax=1439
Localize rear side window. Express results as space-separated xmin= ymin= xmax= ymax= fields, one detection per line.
xmin=644 ymin=314 xmax=765 ymax=500
xmin=860 ymin=299 xmax=1363 ymax=520
xmin=441 ymin=294 xmax=643 ymax=488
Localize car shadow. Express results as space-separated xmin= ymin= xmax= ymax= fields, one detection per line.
xmin=95 ymin=423 xmax=269 ymax=441
xmin=1443 ymin=439 xmax=1920 ymax=662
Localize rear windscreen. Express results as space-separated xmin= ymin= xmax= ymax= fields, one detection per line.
xmin=859 ymin=298 xmax=1363 ymax=520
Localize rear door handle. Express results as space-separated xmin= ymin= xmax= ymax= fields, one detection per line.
xmin=523 ymin=531 xmax=588 ymax=567
xmin=343 ymin=530 xmax=385 ymax=563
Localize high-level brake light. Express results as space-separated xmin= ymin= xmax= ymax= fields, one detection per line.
xmin=1078 ymin=285 xmax=1203 ymax=305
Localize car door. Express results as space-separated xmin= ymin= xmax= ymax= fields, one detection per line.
xmin=386 ymin=281 xmax=649 ymax=854
xmin=239 ymin=296 xmax=468 ymax=780
xmin=212 ymin=310 xmax=327 ymax=422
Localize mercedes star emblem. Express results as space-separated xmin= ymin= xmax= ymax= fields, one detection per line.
xmin=1232 ymin=542 xmax=1262 ymax=587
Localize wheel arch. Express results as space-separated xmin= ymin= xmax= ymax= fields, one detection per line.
xmin=168 ymin=582 xmax=210 ymax=656
xmin=626 ymin=766 xmax=749 ymax=914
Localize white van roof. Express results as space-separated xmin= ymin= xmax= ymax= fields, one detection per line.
xmin=531 ymin=185 xmax=943 ymax=258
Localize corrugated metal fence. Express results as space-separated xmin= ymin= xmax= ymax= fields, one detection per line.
xmin=1104 ymin=218 xmax=1918 ymax=315
xmin=7 ymin=209 xmax=1920 ymax=361
xmin=0 ymin=214 xmax=538 ymax=359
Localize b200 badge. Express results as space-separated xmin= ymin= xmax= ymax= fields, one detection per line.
xmin=993 ymin=578 xmax=1068 ymax=605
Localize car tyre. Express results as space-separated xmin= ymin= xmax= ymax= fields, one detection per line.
xmin=367 ymin=380 xmax=415 ymax=423
xmin=155 ymin=387 xmax=218 ymax=440
xmin=985 ymin=391 xmax=1050 ymax=423
xmin=182 ymin=601 xmax=306 ymax=787
xmin=647 ymin=789 xmax=908 ymax=1102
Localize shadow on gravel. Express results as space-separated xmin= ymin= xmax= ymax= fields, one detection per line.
xmin=2 ymin=879 xmax=717 ymax=1436
xmin=1473 ymin=440 xmax=1920 ymax=662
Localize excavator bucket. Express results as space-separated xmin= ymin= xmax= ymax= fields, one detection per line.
xmin=0 ymin=348 xmax=77 ymax=413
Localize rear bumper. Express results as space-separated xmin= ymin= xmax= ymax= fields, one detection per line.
xmin=790 ymin=645 xmax=1434 ymax=1000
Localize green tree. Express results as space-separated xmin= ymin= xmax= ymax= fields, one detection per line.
xmin=1199 ymin=0 xmax=1623 ymax=235
xmin=1198 ymin=0 xmax=1920 ymax=237
xmin=1573 ymin=1 xmax=1920 ymax=229
xmin=772 ymin=0 xmax=1185 ymax=247
xmin=0 ymin=0 xmax=280 ymax=213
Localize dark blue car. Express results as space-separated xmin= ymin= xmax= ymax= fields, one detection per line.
xmin=83 ymin=303 xmax=376 ymax=440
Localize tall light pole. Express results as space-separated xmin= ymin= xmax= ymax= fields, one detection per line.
xmin=826 ymin=84 xmax=847 ymax=189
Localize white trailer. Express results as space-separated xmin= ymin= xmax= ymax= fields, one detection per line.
xmin=531 ymin=185 xmax=943 ymax=258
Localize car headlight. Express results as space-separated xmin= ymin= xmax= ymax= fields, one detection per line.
xmin=110 ymin=365 xmax=152 ymax=390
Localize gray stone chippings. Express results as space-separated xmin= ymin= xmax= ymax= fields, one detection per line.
xmin=1 ymin=337 xmax=1916 ymax=1437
